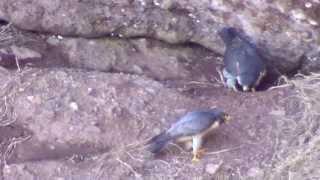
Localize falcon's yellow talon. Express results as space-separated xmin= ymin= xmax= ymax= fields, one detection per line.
xmin=146 ymin=109 xmax=230 ymax=160
xmin=192 ymin=148 xmax=206 ymax=162
xmin=192 ymin=156 xmax=200 ymax=163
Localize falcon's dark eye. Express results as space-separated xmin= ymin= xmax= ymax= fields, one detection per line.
xmin=222 ymin=114 xmax=231 ymax=123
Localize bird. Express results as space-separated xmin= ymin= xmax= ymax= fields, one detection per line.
xmin=218 ymin=27 xmax=266 ymax=92
xmin=146 ymin=108 xmax=231 ymax=162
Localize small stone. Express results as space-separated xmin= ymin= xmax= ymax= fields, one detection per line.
xmin=138 ymin=0 xmax=146 ymax=6
xmin=153 ymin=128 xmax=161 ymax=134
xmin=153 ymin=0 xmax=160 ymax=6
xmin=247 ymin=167 xmax=264 ymax=178
xmin=27 ymin=96 xmax=34 ymax=101
xmin=205 ymin=163 xmax=221 ymax=175
xmin=69 ymin=102 xmax=79 ymax=111
xmin=88 ymin=41 xmax=96 ymax=45
xmin=308 ymin=19 xmax=318 ymax=26
xmin=69 ymin=126 xmax=74 ymax=131
xmin=171 ymin=17 xmax=177 ymax=22
xmin=49 ymin=144 xmax=56 ymax=150
xmin=26 ymin=95 xmax=41 ymax=104
xmin=305 ymin=2 xmax=312 ymax=8
xmin=47 ymin=36 xmax=60 ymax=45
xmin=160 ymin=118 xmax=166 ymax=123
xmin=269 ymin=110 xmax=285 ymax=116
xmin=291 ymin=10 xmax=306 ymax=20
xmin=55 ymin=177 xmax=65 ymax=180
xmin=188 ymin=13 xmax=196 ymax=18
xmin=57 ymin=35 xmax=63 ymax=40
xmin=132 ymin=65 xmax=143 ymax=74
xmin=3 ymin=165 xmax=11 ymax=174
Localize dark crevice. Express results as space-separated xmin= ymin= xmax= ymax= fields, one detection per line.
xmin=257 ymin=64 xmax=300 ymax=91
xmin=2 ymin=26 xmax=306 ymax=92
xmin=0 ymin=19 xmax=9 ymax=26
xmin=108 ymin=67 xmax=137 ymax=76
xmin=14 ymin=26 xmax=194 ymax=49
xmin=260 ymin=53 xmax=306 ymax=90
xmin=8 ymin=143 xmax=111 ymax=164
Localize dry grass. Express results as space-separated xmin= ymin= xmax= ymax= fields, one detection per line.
xmin=0 ymin=97 xmax=15 ymax=127
xmin=0 ymin=71 xmax=23 ymax=127
xmin=2 ymin=135 xmax=31 ymax=166
xmin=268 ymin=72 xmax=320 ymax=179
xmin=91 ymin=72 xmax=320 ymax=179
xmin=0 ymin=23 xmax=17 ymax=46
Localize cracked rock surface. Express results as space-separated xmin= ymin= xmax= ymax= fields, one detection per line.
xmin=1 ymin=0 xmax=320 ymax=72
xmin=0 ymin=1 xmax=320 ymax=179
xmin=1 ymin=67 xmax=320 ymax=180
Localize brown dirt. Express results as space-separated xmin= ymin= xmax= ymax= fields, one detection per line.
xmin=0 ymin=24 xmax=319 ymax=180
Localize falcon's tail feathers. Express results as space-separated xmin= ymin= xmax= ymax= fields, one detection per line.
xmin=146 ymin=132 xmax=172 ymax=154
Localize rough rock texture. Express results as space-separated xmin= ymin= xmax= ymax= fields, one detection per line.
xmin=51 ymin=37 xmax=215 ymax=81
xmin=1 ymin=1 xmax=320 ymax=179
xmin=1 ymin=67 xmax=320 ymax=179
xmin=7 ymin=68 xmax=201 ymax=163
xmin=1 ymin=26 xmax=222 ymax=82
xmin=0 ymin=0 xmax=319 ymax=73
xmin=0 ymin=45 xmax=42 ymax=67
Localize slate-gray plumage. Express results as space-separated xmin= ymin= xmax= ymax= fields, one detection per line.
xmin=146 ymin=109 xmax=230 ymax=162
xmin=219 ymin=27 xmax=266 ymax=92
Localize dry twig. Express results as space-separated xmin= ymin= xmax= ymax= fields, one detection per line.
xmin=0 ymin=96 xmax=16 ymax=127
xmin=116 ymin=157 xmax=142 ymax=178
xmin=15 ymin=56 xmax=21 ymax=72
xmin=3 ymin=135 xmax=31 ymax=166
xmin=206 ymin=145 xmax=243 ymax=155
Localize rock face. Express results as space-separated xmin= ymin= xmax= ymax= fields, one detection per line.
xmin=7 ymin=68 xmax=200 ymax=163
xmin=0 ymin=0 xmax=319 ymax=73
xmin=52 ymin=37 xmax=211 ymax=81
xmin=1 ymin=68 xmax=320 ymax=179
xmin=1 ymin=26 xmax=221 ymax=82
xmin=1 ymin=0 xmax=320 ymax=179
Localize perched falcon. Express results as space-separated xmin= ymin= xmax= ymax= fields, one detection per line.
xmin=146 ymin=109 xmax=230 ymax=162
xmin=218 ymin=27 xmax=266 ymax=92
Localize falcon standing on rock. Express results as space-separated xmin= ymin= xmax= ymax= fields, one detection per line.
xmin=218 ymin=27 xmax=266 ymax=92
xmin=146 ymin=108 xmax=230 ymax=162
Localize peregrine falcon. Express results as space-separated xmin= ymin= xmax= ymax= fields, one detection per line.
xmin=146 ymin=109 xmax=230 ymax=162
xmin=218 ymin=27 xmax=266 ymax=92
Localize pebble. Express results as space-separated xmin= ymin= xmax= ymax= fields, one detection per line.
xmin=3 ymin=165 xmax=11 ymax=174
xmin=69 ymin=102 xmax=79 ymax=111
xmin=305 ymin=2 xmax=312 ymax=8
xmin=205 ymin=163 xmax=221 ymax=175
xmin=57 ymin=35 xmax=63 ymax=40
xmin=153 ymin=128 xmax=161 ymax=134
